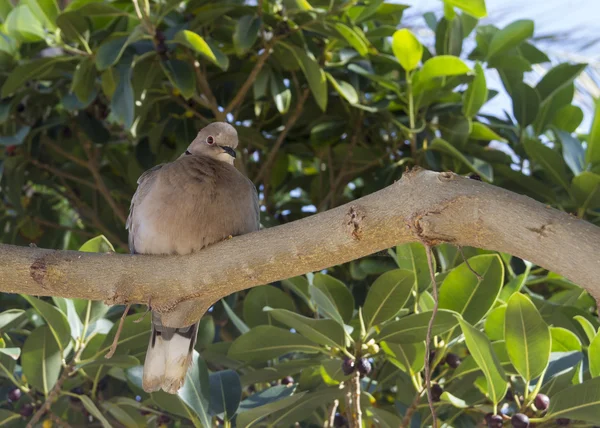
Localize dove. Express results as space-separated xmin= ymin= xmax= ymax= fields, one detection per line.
xmin=126 ymin=122 xmax=260 ymax=393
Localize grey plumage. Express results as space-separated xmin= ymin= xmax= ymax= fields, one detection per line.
xmin=126 ymin=122 xmax=259 ymax=393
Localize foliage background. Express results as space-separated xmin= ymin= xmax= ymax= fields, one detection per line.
xmin=1 ymin=0 xmax=600 ymax=426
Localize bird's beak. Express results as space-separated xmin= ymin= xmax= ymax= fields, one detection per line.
xmin=220 ymin=146 xmax=236 ymax=158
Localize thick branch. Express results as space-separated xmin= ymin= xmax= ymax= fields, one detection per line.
xmin=0 ymin=169 xmax=599 ymax=328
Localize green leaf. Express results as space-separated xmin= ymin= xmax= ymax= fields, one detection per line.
xmin=441 ymin=391 xmax=469 ymax=408
xmin=470 ymin=122 xmax=506 ymax=141
xmin=265 ymin=308 xmax=346 ymax=349
xmin=1 ymin=57 xmax=74 ymax=98
xmin=237 ymin=390 xmax=307 ymax=427
xmin=278 ymin=42 xmax=327 ymax=111
xmin=439 ymin=254 xmax=504 ymax=324
xmin=419 ymin=55 xmax=470 ymax=81
xmin=281 ymin=276 xmax=313 ymax=309
xmin=430 ymin=138 xmax=493 ymax=181
xmin=381 ymin=341 xmax=425 ymax=374
xmin=484 ymin=305 xmax=506 ymax=341
xmin=363 ymin=269 xmax=414 ymax=329
xmin=76 ymin=355 xmax=139 ymax=370
xmin=552 ymin=105 xmax=584 ymax=133
xmin=589 ymin=333 xmax=600 ymax=378
xmin=523 ymin=137 xmax=570 ymax=190
xmin=174 ymin=30 xmax=229 ymax=71
xmin=267 ymin=387 xmax=342 ymax=426
xmin=451 ymin=340 xmax=513 ymax=379
xmin=22 ymin=0 xmax=58 ymax=31
xmin=178 ymin=351 xmax=211 ymax=426
xmin=0 ymin=309 xmax=25 ymax=331
xmin=5 ymin=5 xmax=45 ymax=42
xmin=443 ymin=0 xmax=486 ymax=18
xmin=0 ymin=409 xmax=20 ymax=426
xmin=222 ymin=299 xmax=249 ymax=334
xmin=270 ymin=71 xmax=292 ymax=114
xmin=99 ymin=314 xmax=150 ymax=357
xmin=78 ymin=395 xmax=112 ymax=428
xmin=587 ymin=98 xmax=600 ymax=167
xmin=395 ymin=243 xmax=432 ymax=292
xmin=555 ymin=130 xmax=585 ymax=176
xmin=377 ymin=309 xmax=459 ymax=343
xmin=233 ymin=15 xmax=261 ymax=55
xmin=164 ymin=59 xmax=196 ymax=100
xmin=458 ymin=319 xmax=508 ymax=406
xmin=208 ymin=370 xmax=241 ymax=419
xmin=228 ymin=326 xmax=322 ymax=362
xmin=196 ymin=316 xmax=215 ymax=349
xmin=56 ymin=11 xmax=88 ymax=42
xmin=504 ymin=293 xmax=551 ymax=381
xmin=243 ymin=285 xmax=295 ymax=328
xmin=71 ymin=57 xmax=97 ymax=104
xmin=95 ymin=28 xmax=145 ymax=71
xmin=535 ymin=63 xmax=587 ymax=102
xmin=462 ymin=62 xmax=487 ymax=118
xmin=22 ymin=325 xmax=62 ymax=395
xmin=335 ymin=23 xmax=369 ymax=56
xmin=571 ymin=172 xmax=600 ymax=210
xmin=551 ymin=327 xmax=582 ymax=352
xmin=0 ymin=126 xmax=31 ymax=146
xmin=574 ymin=315 xmax=596 ymax=343
xmin=23 ymin=296 xmax=71 ymax=349
xmin=546 ymin=376 xmax=600 ymax=423
xmin=102 ymin=402 xmax=147 ymax=428
xmin=0 ymin=347 xmax=20 ymax=360
xmin=312 ymin=273 xmax=354 ymax=324
xmin=326 ymin=73 xmax=358 ymax=104
xmin=111 ymin=63 xmax=134 ymax=130
xmin=487 ymin=20 xmax=534 ymax=59
xmin=511 ymin=83 xmax=540 ymax=127
xmin=370 ymin=407 xmax=403 ymax=428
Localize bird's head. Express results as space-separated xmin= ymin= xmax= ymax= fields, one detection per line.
xmin=185 ymin=122 xmax=238 ymax=165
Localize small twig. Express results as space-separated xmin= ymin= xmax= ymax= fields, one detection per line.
xmin=133 ymin=298 xmax=151 ymax=323
xmin=423 ymin=244 xmax=439 ymax=428
xmin=43 ymin=139 xmax=89 ymax=168
xmin=105 ymin=304 xmax=131 ymax=359
xmin=172 ymin=96 xmax=210 ymax=124
xmin=344 ymin=371 xmax=362 ymax=428
xmin=29 ymin=159 xmax=97 ymax=189
xmin=401 ymin=389 xmax=422 ymax=428
xmin=457 ymin=246 xmax=483 ymax=280
xmin=254 ymin=88 xmax=310 ymax=184
xmin=192 ymin=60 xmax=223 ymax=120
xmin=222 ymin=46 xmax=272 ymax=118
xmin=324 ymin=399 xmax=339 ymax=428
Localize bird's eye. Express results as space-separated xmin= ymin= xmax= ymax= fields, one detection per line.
xmin=185 ymin=150 xmax=192 ymax=156
xmin=206 ymin=136 xmax=215 ymax=145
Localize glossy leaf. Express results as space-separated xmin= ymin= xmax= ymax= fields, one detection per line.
xmin=488 ymin=20 xmax=534 ymax=58
xmin=551 ymin=327 xmax=582 ymax=352
xmin=587 ymin=98 xmax=600 ymax=167
xmin=243 ymin=285 xmax=295 ymax=328
xmin=381 ymin=341 xmax=425 ymax=374
xmin=430 ymin=138 xmax=493 ymax=181
xmin=419 ymin=55 xmax=470 ymax=81
xmin=484 ymin=305 xmax=506 ymax=341
xmin=504 ymin=293 xmax=551 ymax=381
xmin=395 ymin=243 xmax=432 ymax=292
xmin=111 ymin=63 xmax=134 ymax=129
xmin=523 ymin=137 xmax=570 ymax=190
xmin=547 ymin=377 xmax=600 ymax=423
xmin=22 ymin=325 xmax=62 ymax=395
xmin=265 ymin=308 xmax=345 ymax=349
xmin=270 ymin=71 xmax=291 ymax=114
xmin=512 ymin=83 xmax=540 ymax=127
xmin=571 ymin=172 xmax=600 ymax=210
xmin=462 ymin=62 xmax=487 ymax=118
xmin=209 ymin=370 xmax=241 ymax=419
xmin=233 ymin=15 xmax=260 ymax=55
xmin=552 ymin=105 xmax=584 ymax=133
xmin=267 ymin=387 xmax=342 ymax=426
xmin=470 ymin=122 xmax=506 ymax=141
xmin=228 ymin=326 xmax=322 ymax=362
xmin=164 ymin=59 xmax=196 ymax=100
xmin=377 ymin=309 xmax=459 ymax=343
xmin=335 ymin=23 xmax=369 ymax=56
xmin=458 ymin=319 xmax=508 ymax=406
xmin=178 ymin=351 xmax=211 ymax=426
xmin=363 ymin=269 xmax=414 ymax=329
xmin=71 ymin=57 xmax=97 ymax=103
xmin=311 ymin=273 xmax=354 ymax=324
xmin=1 ymin=57 xmax=74 ymax=98
xmin=444 ymin=0 xmax=487 ymax=18
xmin=574 ymin=315 xmax=597 ymax=343
xmin=174 ymin=30 xmax=229 ymax=70
xmin=391 ymin=29 xmax=422 ymax=71
xmin=23 ymin=296 xmax=71 ymax=349
xmin=326 ymin=73 xmax=359 ymax=104
xmin=439 ymin=254 xmax=504 ymax=325
xmin=555 ymin=130 xmax=585 ymax=176
xmin=237 ymin=390 xmax=306 ymax=427
xmin=535 ymin=63 xmax=587 ymax=102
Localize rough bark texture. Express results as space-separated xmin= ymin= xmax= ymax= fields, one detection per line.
xmin=1 ymin=169 xmax=599 ymax=327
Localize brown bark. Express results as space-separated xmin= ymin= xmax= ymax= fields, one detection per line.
xmin=0 ymin=169 xmax=599 ymax=327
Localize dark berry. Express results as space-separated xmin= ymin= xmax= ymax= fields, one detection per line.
xmin=430 ymin=384 xmax=443 ymax=402
xmin=505 ymin=388 xmax=514 ymax=401
xmin=71 ymin=387 xmax=84 ymax=395
xmin=341 ymin=358 xmax=355 ymax=375
xmin=20 ymin=404 xmax=33 ymax=417
xmin=8 ymin=388 xmax=21 ymax=402
xmin=487 ymin=414 xmax=503 ymax=428
xmin=157 ymin=414 xmax=170 ymax=424
xmin=141 ymin=409 xmax=151 ymax=415
xmin=356 ymin=358 xmax=371 ymax=377
xmin=511 ymin=413 xmax=529 ymax=428
xmin=155 ymin=31 xmax=165 ymax=42
xmin=333 ymin=413 xmax=348 ymax=427
xmin=556 ymin=419 xmax=570 ymax=426
xmin=445 ymin=353 xmax=461 ymax=369
xmin=16 ymin=103 xmax=25 ymax=113
xmin=534 ymin=393 xmax=550 ymax=411
xmin=281 ymin=376 xmax=294 ymax=385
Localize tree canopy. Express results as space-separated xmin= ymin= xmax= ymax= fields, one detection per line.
xmin=0 ymin=0 xmax=600 ymax=426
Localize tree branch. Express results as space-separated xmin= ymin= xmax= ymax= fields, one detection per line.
xmin=345 ymin=371 xmax=362 ymax=428
xmin=0 ymin=169 xmax=599 ymax=328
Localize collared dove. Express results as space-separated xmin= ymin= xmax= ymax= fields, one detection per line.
xmin=126 ymin=122 xmax=260 ymax=394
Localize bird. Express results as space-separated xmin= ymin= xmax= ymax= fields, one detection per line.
xmin=126 ymin=122 xmax=260 ymax=394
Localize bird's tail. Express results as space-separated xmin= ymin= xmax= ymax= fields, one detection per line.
xmin=143 ymin=312 xmax=199 ymax=394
